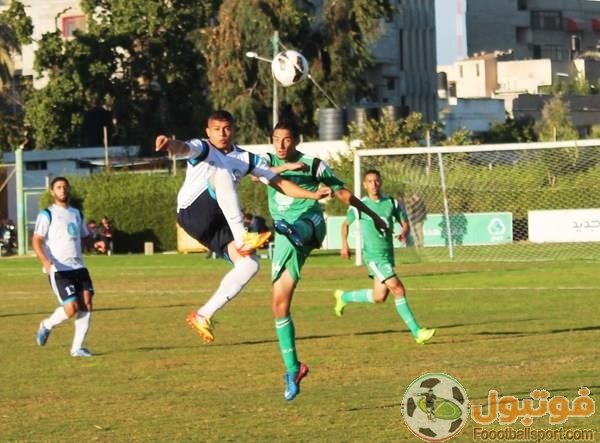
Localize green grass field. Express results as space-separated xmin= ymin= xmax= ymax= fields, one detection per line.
xmin=1 ymin=253 xmax=598 ymax=442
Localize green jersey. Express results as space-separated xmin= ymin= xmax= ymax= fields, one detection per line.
xmin=346 ymin=195 xmax=406 ymax=257
xmin=265 ymin=151 xmax=344 ymax=222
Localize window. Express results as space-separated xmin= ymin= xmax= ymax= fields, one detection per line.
xmin=516 ymin=27 xmax=529 ymax=44
xmin=25 ymin=161 xmax=47 ymax=171
xmin=542 ymin=44 xmax=566 ymax=61
xmin=459 ymin=65 xmax=464 ymax=78
xmin=531 ymin=11 xmax=561 ymax=30
xmin=385 ymin=77 xmax=396 ymax=91
xmin=518 ymin=0 xmax=527 ymax=10
xmin=62 ymin=15 xmax=86 ymax=38
xmin=476 ymin=63 xmax=480 ymax=77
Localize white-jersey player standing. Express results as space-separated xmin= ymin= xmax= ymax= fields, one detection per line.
xmin=32 ymin=177 xmax=95 ymax=357
xmin=155 ymin=110 xmax=331 ymax=343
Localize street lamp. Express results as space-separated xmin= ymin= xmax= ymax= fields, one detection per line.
xmin=245 ymin=31 xmax=280 ymax=127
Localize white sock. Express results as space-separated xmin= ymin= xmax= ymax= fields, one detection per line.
xmin=213 ymin=168 xmax=246 ymax=247
xmin=71 ymin=311 xmax=91 ymax=352
xmin=198 ymin=256 xmax=259 ymax=318
xmin=43 ymin=306 xmax=69 ymax=329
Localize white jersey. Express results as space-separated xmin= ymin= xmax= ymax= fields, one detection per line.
xmin=176 ymin=138 xmax=277 ymax=211
xmin=34 ymin=204 xmax=90 ymax=272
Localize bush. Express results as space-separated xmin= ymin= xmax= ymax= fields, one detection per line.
xmin=39 ymin=172 xmax=183 ymax=252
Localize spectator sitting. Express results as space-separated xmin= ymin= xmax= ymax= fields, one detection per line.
xmin=243 ymin=212 xmax=269 ymax=233
xmin=95 ymin=216 xmax=114 ymax=255
xmin=85 ymin=220 xmax=99 ymax=253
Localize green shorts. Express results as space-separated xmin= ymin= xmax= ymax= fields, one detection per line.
xmin=271 ymin=215 xmax=326 ymax=283
xmin=363 ymin=252 xmax=396 ymax=283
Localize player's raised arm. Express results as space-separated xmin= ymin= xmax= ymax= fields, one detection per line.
xmin=334 ymin=188 xmax=389 ymax=234
xmin=155 ymin=135 xmax=190 ymax=156
xmin=269 ymin=175 xmax=331 ymax=201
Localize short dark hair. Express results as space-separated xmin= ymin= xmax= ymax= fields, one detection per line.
xmin=363 ymin=169 xmax=381 ymax=179
xmin=273 ymin=119 xmax=300 ymax=141
xmin=50 ymin=176 xmax=69 ymax=189
xmin=208 ymin=110 xmax=235 ymax=125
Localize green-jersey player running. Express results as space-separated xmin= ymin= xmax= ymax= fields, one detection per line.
xmin=336 ymin=169 xmax=436 ymax=345
xmin=265 ymin=120 xmax=388 ymax=401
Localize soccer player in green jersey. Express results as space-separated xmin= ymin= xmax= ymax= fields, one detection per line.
xmin=265 ymin=120 xmax=388 ymax=401
xmin=335 ymin=169 xmax=436 ymax=345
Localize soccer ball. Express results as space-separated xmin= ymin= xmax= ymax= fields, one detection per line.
xmin=271 ymin=50 xmax=309 ymax=87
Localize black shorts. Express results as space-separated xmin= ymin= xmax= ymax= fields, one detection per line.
xmin=48 ymin=268 xmax=94 ymax=305
xmin=177 ymin=191 xmax=234 ymax=254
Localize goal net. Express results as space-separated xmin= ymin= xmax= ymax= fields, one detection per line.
xmin=352 ymin=139 xmax=600 ymax=263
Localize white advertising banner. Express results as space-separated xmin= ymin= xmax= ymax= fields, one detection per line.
xmin=528 ymin=209 xmax=600 ymax=243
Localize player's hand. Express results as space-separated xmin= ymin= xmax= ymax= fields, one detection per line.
xmin=286 ymin=162 xmax=309 ymax=172
xmin=340 ymin=246 xmax=351 ymax=260
xmin=396 ymin=232 xmax=407 ymax=243
xmin=315 ymin=186 xmax=332 ymax=200
xmin=155 ymin=135 xmax=170 ymax=152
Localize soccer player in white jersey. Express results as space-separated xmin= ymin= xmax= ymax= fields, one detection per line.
xmin=155 ymin=110 xmax=331 ymax=343
xmin=32 ymin=177 xmax=95 ymax=357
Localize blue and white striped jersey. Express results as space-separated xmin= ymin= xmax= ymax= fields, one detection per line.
xmin=177 ymin=138 xmax=276 ymax=211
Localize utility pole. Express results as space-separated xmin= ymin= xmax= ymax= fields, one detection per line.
xmin=272 ymin=31 xmax=279 ymax=127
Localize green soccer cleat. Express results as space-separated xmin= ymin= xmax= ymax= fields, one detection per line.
xmin=333 ymin=290 xmax=347 ymax=317
xmin=415 ymin=327 xmax=436 ymax=345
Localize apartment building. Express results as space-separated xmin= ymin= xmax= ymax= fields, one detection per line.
xmin=466 ymin=0 xmax=600 ymax=61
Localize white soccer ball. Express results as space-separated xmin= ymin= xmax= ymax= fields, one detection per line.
xmin=271 ymin=50 xmax=309 ymax=87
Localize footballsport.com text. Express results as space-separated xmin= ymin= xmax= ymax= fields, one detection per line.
xmin=473 ymin=427 xmax=594 ymax=442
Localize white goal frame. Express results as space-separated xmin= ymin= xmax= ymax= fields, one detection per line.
xmin=352 ymin=138 xmax=600 ymax=266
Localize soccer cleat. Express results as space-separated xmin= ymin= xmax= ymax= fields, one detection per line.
xmin=237 ymin=231 xmax=272 ymax=256
xmin=273 ymin=220 xmax=303 ymax=249
xmin=186 ymin=311 xmax=215 ymax=343
xmin=284 ymin=362 xmax=310 ymax=401
xmin=415 ymin=328 xmax=436 ymax=345
xmin=71 ymin=348 xmax=94 ymax=357
xmin=36 ymin=323 xmax=51 ymax=346
xmin=333 ymin=290 xmax=347 ymax=317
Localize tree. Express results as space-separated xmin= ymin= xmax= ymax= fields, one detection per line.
xmin=535 ymin=95 xmax=580 ymax=184
xmin=199 ymin=0 xmax=393 ymax=143
xmin=25 ymin=0 xmax=216 ymax=151
xmin=0 ymin=1 xmax=32 ymax=152
xmin=535 ymin=95 xmax=578 ymax=141
xmin=479 ymin=116 xmax=537 ymax=144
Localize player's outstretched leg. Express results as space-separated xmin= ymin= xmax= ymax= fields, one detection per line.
xmin=187 ymin=255 xmax=259 ymax=343
xmin=395 ymin=297 xmax=436 ymax=344
xmin=186 ymin=312 xmax=215 ymax=343
xmin=332 ymin=289 xmax=374 ymax=316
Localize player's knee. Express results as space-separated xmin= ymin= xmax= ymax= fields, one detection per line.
xmin=373 ymin=292 xmax=387 ymax=303
xmin=64 ymin=301 xmax=78 ymax=318
xmin=241 ymin=255 xmax=260 ymax=274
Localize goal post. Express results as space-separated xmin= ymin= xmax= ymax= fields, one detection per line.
xmin=352 ymin=139 xmax=600 ymax=265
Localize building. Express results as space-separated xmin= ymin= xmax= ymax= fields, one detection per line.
xmin=367 ymin=0 xmax=438 ymax=122
xmin=1 ymin=146 xmax=140 ymax=236
xmin=466 ymin=0 xmax=600 ymax=61
xmin=1 ymin=0 xmax=85 ymax=89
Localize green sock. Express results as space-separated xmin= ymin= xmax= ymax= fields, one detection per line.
xmin=341 ymin=289 xmax=374 ymax=304
xmin=395 ymin=297 xmax=421 ymax=336
xmin=275 ymin=316 xmax=299 ymax=373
